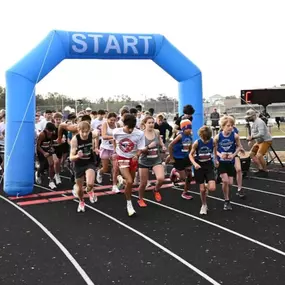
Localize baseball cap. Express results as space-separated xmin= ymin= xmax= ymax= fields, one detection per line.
xmin=86 ymin=107 xmax=92 ymax=111
xmin=180 ymin=119 xmax=192 ymax=131
xmin=244 ymin=109 xmax=256 ymax=120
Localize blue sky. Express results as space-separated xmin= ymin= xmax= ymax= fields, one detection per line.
xmin=1 ymin=0 xmax=285 ymax=101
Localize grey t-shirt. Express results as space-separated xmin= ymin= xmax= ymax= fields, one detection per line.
xmin=139 ymin=132 xmax=162 ymax=167
xmin=251 ymin=117 xmax=272 ymax=143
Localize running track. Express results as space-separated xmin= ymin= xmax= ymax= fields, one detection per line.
xmin=1 ymin=166 xmax=285 ymax=285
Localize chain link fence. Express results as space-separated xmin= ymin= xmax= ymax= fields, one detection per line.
xmin=37 ymin=99 xmax=178 ymax=115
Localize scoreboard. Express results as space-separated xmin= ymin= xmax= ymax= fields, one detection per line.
xmin=241 ymin=88 xmax=285 ymax=106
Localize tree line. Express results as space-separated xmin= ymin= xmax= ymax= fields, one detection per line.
xmin=0 ymin=86 xmax=178 ymax=113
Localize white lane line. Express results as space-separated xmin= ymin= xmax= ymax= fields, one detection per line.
xmin=267 ymin=169 xmax=285 ymax=174
xmin=83 ymin=204 xmax=220 ymax=285
xmin=60 ymin=175 xmax=72 ymax=180
xmin=172 ymin=186 xmax=285 ymax=220
xmin=131 ymin=194 xmax=285 ymax=258
xmin=0 ymin=195 xmax=95 ymax=285
xmin=59 ymin=174 xmax=285 ymax=199
xmin=232 ymin=185 xmax=285 ymax=198
xmin=247 ymin=176 xmax=285 ymax=184
xmin=32 ymin=184 xmax=220 ymax=285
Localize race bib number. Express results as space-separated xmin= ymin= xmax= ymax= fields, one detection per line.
xmin=117 ymin=159 xmax=130 ymax=169
xmin=147 ymin=148 xmax=158 ymax=158
xmin=221 ymin=152 xmax=233 ymax=161
xmin=199 ymin=152 xmax=212 ymax=161
xmin=182 ymin=143 xmax=191 ymax=152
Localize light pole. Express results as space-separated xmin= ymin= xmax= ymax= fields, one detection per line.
xmin=75 ymin=99 xmax=83 ymax=114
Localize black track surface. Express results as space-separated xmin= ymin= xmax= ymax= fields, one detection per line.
xmin=1 ymin=166 xmax=285 ymax=285
xmin=0 ymin=198 xmax=86 ymax=285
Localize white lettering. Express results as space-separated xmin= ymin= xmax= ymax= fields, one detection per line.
xmin=87 ymin=34 xmax=103 ymax=53
xmin=138 ymin=36 xmax=152 ymax=54
xmin=123 ymin=36 xmax=138 ymax=54
xmin=71 ymin=34 xmax=87 ymax=53
xmin=71 ymin=33 xmax=152 ymax=55
xmin=104 ymin=35 xmax=121 ymax=54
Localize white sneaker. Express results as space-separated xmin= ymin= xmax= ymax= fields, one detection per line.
xmin=35 ymin=161 xmax=40 ymax=170
xmin=112 ymin=185 xmax=120 ymax=193
xmin=54 ymin=174 xmax=61 ymax=185
xmin=77 ymin=201 xmax=85 ymax=212
xmin=127 ymin=202 xmax=136 ymax=217
xmin=146 ymin=180 xmax=152 ymax=188
xmin=72 ymin=185 xmax=79 ymax=198
xmin=199 ymin=204 xmax=208 ymax=215
xmin=49 ymin=180 xmax=56 ymax=190
xmin=88 ymin=191 xmax=98 ymax=203
xmin=35 ymin=171 xmax=42 ymax=184
xmin=96 ymin=171 xmax=103 ymax=184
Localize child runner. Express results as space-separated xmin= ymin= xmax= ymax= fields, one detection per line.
xmin=137 ymin=116 xmax=167 ymax=207
xmin=218 ymin=122 xmax=245 ymax=198
xmin=167 ymin=119 xmax=193 ymax=200
xmin=70 ymin=121 xmax=97 ymax=213
xmin=96 ymin=112 xmax=120 ymax=193
xmin=189 ymin=126 xmax=216 ymax=215
xmin=214 ymin=116 xmax=242 ymax=210
xmin=113 ymin=114 xmax=145 ymax=217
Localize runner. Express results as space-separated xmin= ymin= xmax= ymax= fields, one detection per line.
xmin=70 ymin=121 xmax=97 ymax=213
xmin=137 ymin=116 xmax=167 ymax=207
xmin=189 ymin=126 xmax=216 ymax=215
xmin=96 ymin=112 xmax=120 ymax=193
xmin=214 ymin=116 xmax=242 ymax=210
xmin=113 ymin=114 xmax=145 ymax=216
xmin=35 ymin=122 xmax=57 ymax=189
xmin=167 ymin=119 xmax=193 ymax=200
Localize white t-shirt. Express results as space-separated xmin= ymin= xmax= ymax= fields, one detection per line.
xmin=91 ymin=118 xmax=105 ymax=139
xmin=113 ymin=128 xmax=145 ymax=158
xmin=136 ymin=116 xmax=142 ymax=129
xmin=38 ymin=119 xmax=53 ymax=132
xmin=35 ymin=122 xmax=43 ymax=134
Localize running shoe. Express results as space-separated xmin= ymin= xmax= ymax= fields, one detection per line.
xmin=112 ymin=185 xmax=121 ymax=193
xmin=88 ymin=191 xmax=98 ymax=203
xmin=72 ymin=185 xmax=79 ymax=198
xmin=96 ymin=171 xmax=103 ymax=184
xmin=137 ymin=199 xmax=147 ymax=207
xmin=49 ymin=180 xmax=56 ymax=190
xmin=77 ymin=201 xmax=85 ymax=212
xmin=223 ymin=201 xmax=232 ymax=211
xmin=127 ymin=202 xmax=136 ymax=217
xmin=54 ymin=174 xmax=62 ymax=185
xmin=181 ymin=192 xmax=193 ymax=200
xmin=199 ymin=204 xmax=208 ymax=215
xmin=153 ymin=191 xmax=162 ymax=202
xmin=236 ymin=188 xmax=246 ymax=199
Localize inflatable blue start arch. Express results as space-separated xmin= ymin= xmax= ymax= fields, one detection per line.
xmin=5 ymin=30 xmax=203 ymax=196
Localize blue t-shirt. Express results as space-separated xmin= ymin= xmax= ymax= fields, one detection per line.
xmin=195 ymin=138 xmax=214 ymax=162
xmin=173 ymin=131 xmax=192 ymax=159
xmin=217 ymin=132 xmax=236 ymax=163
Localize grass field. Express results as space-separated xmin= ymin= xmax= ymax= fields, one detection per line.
xmin=236 ymin=123 xmax=285 ymax=137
